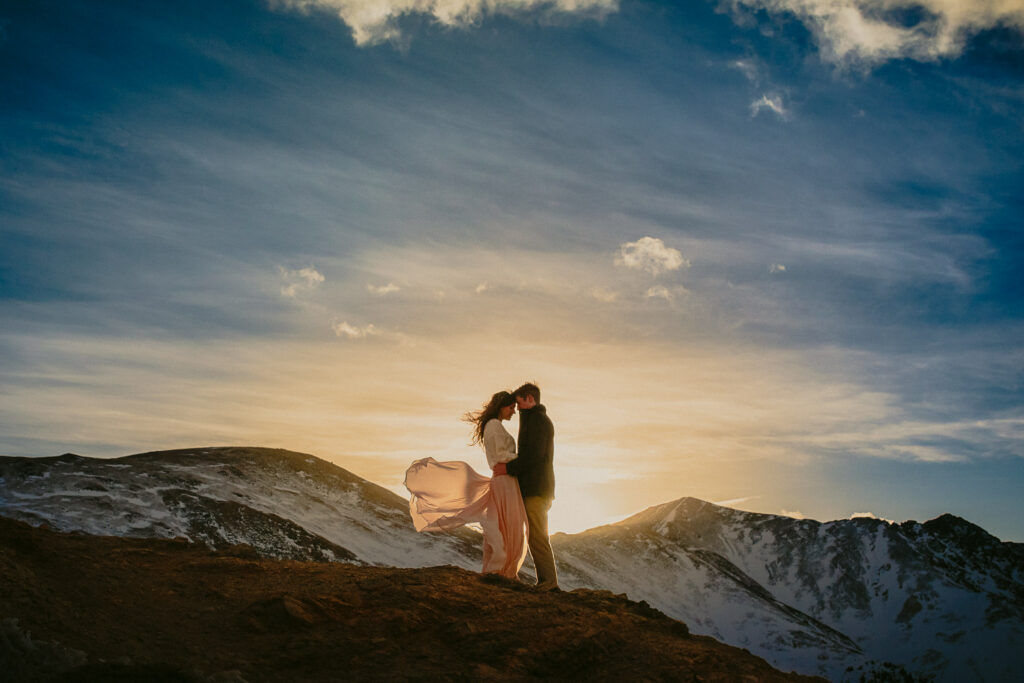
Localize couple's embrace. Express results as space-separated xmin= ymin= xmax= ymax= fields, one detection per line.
xmin=404 ymin=383 xmax=558 ymax=590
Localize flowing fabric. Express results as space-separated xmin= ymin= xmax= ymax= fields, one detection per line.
xmin=405 ymin=457 xmax=528 ymax=579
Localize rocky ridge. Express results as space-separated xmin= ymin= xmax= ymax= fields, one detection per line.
xmin=0 ymin=516 xmax=821 ymax=682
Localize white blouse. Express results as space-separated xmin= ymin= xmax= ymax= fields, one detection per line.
xmin=483 ymin=418 xmax=517 ymax=469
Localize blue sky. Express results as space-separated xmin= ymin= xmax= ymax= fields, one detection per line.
xmin=2 ymin=0 xmax=1023 ymax=537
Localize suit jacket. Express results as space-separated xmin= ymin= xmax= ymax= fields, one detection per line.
xmin=506 ymin=404 xmax=555 ymax=499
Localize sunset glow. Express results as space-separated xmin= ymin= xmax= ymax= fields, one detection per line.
xmin=2 ymin=0 xmax=1023 ymax=540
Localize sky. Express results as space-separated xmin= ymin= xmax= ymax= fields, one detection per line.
xmin=2 ymin=0 xmax=1023 ymax=538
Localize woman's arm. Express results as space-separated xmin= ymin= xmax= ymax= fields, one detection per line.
xmin=484 ymin=420 xmax=517 ymax=468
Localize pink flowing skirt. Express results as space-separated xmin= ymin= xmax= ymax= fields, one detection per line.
xmin=405 ymin=457 xmax=528 ymax=579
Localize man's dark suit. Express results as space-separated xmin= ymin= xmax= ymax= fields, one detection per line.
xmin=506 ymin=403 xmax=557 ymax=587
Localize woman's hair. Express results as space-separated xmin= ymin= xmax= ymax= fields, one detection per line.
xmin=463 ymin=390 xmax=516 ymax=446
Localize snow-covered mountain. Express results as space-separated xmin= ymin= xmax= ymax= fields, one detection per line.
xmin=553 ymin=497 xmax=1024 ymax=681
xmin=2 ymin=447 xmax=1022 ymax=681
xmin=0 ymin=447 xmax=480 ymax=569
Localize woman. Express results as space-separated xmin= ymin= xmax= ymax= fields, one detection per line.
xmin=404 ymin=391 xmax=529 ymax=579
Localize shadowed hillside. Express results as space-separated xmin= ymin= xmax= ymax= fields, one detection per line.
xmin=0 ymin=517 xmax=822 ymax=682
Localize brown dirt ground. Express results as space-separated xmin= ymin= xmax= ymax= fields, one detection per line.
xmin=0 ymin=516 xmax=821 ymax=682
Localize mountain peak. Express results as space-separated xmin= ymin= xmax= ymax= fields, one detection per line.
xmin=922 ymin=512 xmax=1001 ymax=546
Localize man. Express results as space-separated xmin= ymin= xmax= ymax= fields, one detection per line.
xmin=505 ymin=382 xmax=558 ymax=590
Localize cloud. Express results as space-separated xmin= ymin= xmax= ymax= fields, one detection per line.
xmin=851 ymin=511 xmax=895 ymax=523
xmin=615 ymin=237 xmax=689 ymax=277
xmin=644 ymin=285 xmax=674 ymax=301
xmin=332 ymin=320 xmax=381 ymax=339
xmin=750 ymin=94 xmax=788 ymax=119
xmin=275 ymin=0 xmax=619 ymax=46
xmin=590 ymin=287 xmax=619 ymax=303
xmin=714 ymin=495 xmax=760 ymax=507
xmin=730 ymin=0 xmax=1024 ymax=66
xmin=475 ymin=282 xmax=489 ymax=294
xmin=731 ymin=59 xmax=760 ymax=82
xmin=769 ymin=263 xmax=786 ymax=274
xmin=279 ymin=266 xmax=325 ymax=298
xmin=367 ymin=282 xmax=400 ymax=295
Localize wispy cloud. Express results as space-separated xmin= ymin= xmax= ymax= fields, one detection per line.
xmin=731 ymin=0 xmax=1024 ymax=66
xmin=731 ymin=58 xmax=760 ymax=82
xmin=615 ymin=237 xmax=689 ymax=277
xmin=276 ymin=0 xmax=620 ymax=46
xmin=590 ymin=287 xmax=619 ymax=303
xmin=475 ymin=282 xmax=489 ymax=294
xmin=332 ymin=320 xmax=381 ymax=339
xmin=367 ymin=282 xmax=400 ymax=296
xmin=279 ymin=266 xmax=325 ymax=298
xmin=769 ymin=263 xmax=786 ymax=274
xmin=644 ymin=285 xmax=674 ymax=301
xmin=750 ymin=94 xmax=787 ymax=119
xmin=715 ymin=495 xmax=760 ymax=507
xmin=851 ymin=511 xmax=895 ymax=523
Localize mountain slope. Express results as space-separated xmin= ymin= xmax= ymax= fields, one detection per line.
xmin=0 ymin=447 xmax=479 ymax=569
xmin=0 ymin=516 xmax=823 ymax=682
xmin=553 ymin=497 xmax=1024 ymax=681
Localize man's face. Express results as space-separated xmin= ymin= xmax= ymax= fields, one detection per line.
xmin=516 ymin=394 xmax=536 ymax=410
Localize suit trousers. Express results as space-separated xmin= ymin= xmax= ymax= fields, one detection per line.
xmin=523 ymin=496 xmax=558 ymax=587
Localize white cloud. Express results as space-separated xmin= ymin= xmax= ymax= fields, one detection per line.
xmin=332 ymin=320 xmax=381 ymax=339
xmin=276 ymin=0 xmax=619 ymax=46
xmin=851 ymin=511 xmax=895 ymax=523
xmin=475 ymin=282 xmax=489 ymax=294
xmin=714 ymin=495 xmax=760 ymax=507
xmin=750 ymin=94 xmax=788 ymax=119
xmin=731 ymin=58 xmax=760 ymax=82
xmin=731 ymin=0 xmax=1024 ymax=66
xmin=367 ymin=282 xmax=400 ymax=295
xmin=770 ymin=263 xmax=787 ymax=274
xmin=644 ymin=285 xmax=674 ymax=301
xmin=615 ymin=237 xmax=689 ymax=277
xmin=590 ymin=287 xmax=619 ymax=303
xmin=780 ymin=509 xmax=806 ymax=519
xmin=279 ymin=266 xmax=325 ymax=298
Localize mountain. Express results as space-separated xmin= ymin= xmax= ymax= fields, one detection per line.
xmin=0 ymin=515 xmax=824 ymax=682
xmin=553 ymin=497 xmax=1024 ymax=681
xmin=0 ymin=447 xmax=480 ymax=569
xmin=3 ymin=447 xmax=1022 ymax=681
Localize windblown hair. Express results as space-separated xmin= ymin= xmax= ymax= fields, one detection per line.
xmin=463 ymin=390 xmax=516 ymax=446
xmin=513 ymin=382 xmax=540 ymax=403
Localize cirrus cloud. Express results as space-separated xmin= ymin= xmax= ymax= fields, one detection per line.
xmin=615 ymin=237 xmax=689 ymax=277
xmin=275 ymin=0 xmax=619 ymax=46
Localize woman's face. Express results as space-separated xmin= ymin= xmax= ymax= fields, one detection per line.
xmin=499 ymin=404 xmax=516 ymax=420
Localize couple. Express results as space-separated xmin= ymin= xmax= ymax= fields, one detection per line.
xmin=404 ymin=383 xmax=558 ymax=589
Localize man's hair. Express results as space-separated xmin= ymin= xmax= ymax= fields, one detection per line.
xmin=514 ymin=382 xmax=540 ymax=403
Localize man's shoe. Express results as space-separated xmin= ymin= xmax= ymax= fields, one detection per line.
xmin=536 ymin=582 xmax=561 ymax=592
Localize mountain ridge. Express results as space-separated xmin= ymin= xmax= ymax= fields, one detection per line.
xmin=2 ymin=446 xmax=1022 ymax=681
